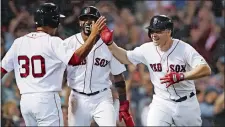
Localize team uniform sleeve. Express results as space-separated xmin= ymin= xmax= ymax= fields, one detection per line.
xmin=50 ymin=37 xmax=75 ymax=65
xmin=110 ymin=56 xmax=126 ymax=75
xmin=1 ymin=41 xmax=17 ymax=72
xmin=185 ymin=44 xmax=208 ymax=68
xmin=126 ymin=46 xmax=145 ymax=65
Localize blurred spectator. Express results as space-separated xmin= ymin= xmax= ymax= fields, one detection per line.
xmin=1 ymin=36 xmax=6 ymax=59
xmin=208 ymin=56 xmax=225 ymax=93
xmin=2 ymin=100 xmax=24 ymax=126
xmin=4 ymin=8 xmax=33 ymax=51
xmin=214 ymin=92 xmax=225 ymax=126
xmin=190 ymin=3 xmax=224 ymax=66
xmin=2 ymin=72 xmax=20 ymax=105
xmin=119 ymin=8 xmax=146 ymax=49
xmin=61 ymin=4 xmax=81 ymax=38
xmin=200 ymin=86 xmax=219 ymax=126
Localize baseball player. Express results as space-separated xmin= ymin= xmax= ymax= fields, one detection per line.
xmin=64 ymin=6 xmax=134 ymax=126
xmin=1 ymin=3 xmax=106 ymax=126
xmin=100 ymin=15 xmax=212 ymax=126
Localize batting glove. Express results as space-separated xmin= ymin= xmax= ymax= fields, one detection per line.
xmin=160 ymin=72 xmax=185 ymax=88
xmin=119 ymin=100 xmax=135 ymax=127
xmin=100 ymin=26 xmax=113 ymax=46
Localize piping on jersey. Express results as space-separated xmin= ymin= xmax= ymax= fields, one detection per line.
xmin=166 ymin=40 xmax=182 ymax=98
xmin=156 ymin=45 xmax=173 ymax=98
xmin=156 ymin=40 xmax=181 ymax=99
xmin=75 ymin=35 xmax=105 ymax=93
xmin=89 ymin=42 xmax=104 ymax=93
xmin=53 ymin=93 xmax=60 ymax=126
xmin=155 ymin=44 xmax=171 ymax=98
xmin=75 ymin=35 xmax=88 ymax=93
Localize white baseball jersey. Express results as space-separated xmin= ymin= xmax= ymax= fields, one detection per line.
xmin=127 ymin=39 xmax=208 ymax=100
xmin=65 ymin=33 xmax=126 ymax=93
xmin=1 ymin=32 xmax=74 ymax=94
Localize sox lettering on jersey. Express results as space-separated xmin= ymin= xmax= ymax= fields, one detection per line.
xmin=94 ymin=57 xmax=109 ymax=67
xmin=150 ymin=63 xmax=186 ymax=72
xmin=76 ymin=58 xmax=109 ymax=67
xmin=169 ymin=64 xmax=186 ymax=72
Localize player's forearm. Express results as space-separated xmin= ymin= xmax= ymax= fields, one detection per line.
xmin=114 ymin=74 xmax=127 ymax=101
xmin=183 ymin=64 xmax=211 ymax=80
xmin=108 ymin=42 xmax=132 ymax=65
xmin=75 ymin=34 xmax=97 ymax=59
xmin=69 ymin=35 xmax=97 ymax=65
xmin=65 ymin=87 xmax=71 ymax=106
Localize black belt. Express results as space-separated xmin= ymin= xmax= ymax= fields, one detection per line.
xmin=72 ymin=88 xmax=107 ymax=96
xmin=171 ymin=92 xmax=195 ymax=102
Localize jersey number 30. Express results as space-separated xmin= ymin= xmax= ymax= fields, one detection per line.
xmin=18 ymin=55 xmax=46 ymax=78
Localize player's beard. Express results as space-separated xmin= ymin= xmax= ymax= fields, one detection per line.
xmin=82 ymin=23 xmax=92 ymax=36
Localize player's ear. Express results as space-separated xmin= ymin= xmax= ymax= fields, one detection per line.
xmin=79 ymin=21 xmax=83 ymax=27
xmin=167 ymin=30 xmax=172 ymax=36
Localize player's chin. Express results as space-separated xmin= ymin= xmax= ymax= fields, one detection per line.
xmin=84 ymin=30 xmax=91 ymax=36
xmin=153 ymin=41 xmax=159 ymax=46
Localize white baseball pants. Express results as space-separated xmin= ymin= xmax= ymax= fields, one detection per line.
xmin=68 ymin=88 xmax=116 ymax=126
xmin=20 ymin=92 xmax=63 ymax=126
xmin=147 ymin=94 xmax=202 ymax=126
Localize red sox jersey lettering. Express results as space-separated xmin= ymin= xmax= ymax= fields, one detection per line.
xmin=150 ymin=63 xmax=186 ymax=72
xmin=64 ymin=33 xmax=126 ymax=93
xmin=127 ymin=39 xmax=207 ymax=99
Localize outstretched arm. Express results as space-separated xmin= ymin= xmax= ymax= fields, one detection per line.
xmin=108 ymin=43 xmax=132 ymax=65
xmin=100 ymin=26 xmax=132 ymax=65
xmin=160 ymin=43 xmax=212 ymax=88
xmin=183 ymin=64 xmax=211 ymax=80
xmin=160 ymin=64 xmax=211 ymax=88
xmin=68 ymin=16 xmax=106 ymax=66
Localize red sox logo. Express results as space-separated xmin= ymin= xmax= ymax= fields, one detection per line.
xmin=76 ymin=58 xmax=109 ymax=67
xmin=150 ymin=63 xmax=186 ymax=72
xmin=84 ymin=7 xmax=90 ymax=14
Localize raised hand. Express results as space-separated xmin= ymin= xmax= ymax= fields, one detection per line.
xmin=90 ymin=16 xmax=106 ymax=36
